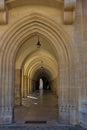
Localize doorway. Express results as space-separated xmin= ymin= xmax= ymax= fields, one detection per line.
xmin=33 ymin=72 xmax=51 ymax=92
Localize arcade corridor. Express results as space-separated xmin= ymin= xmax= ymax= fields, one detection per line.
xmin=0 ymin=0 xmax=87 ymax=128
xmin=14 ymin=34 xmax=59 ymax=122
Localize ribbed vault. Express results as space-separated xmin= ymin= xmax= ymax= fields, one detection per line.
xmin=15 ymin=33 xmax=58 ymax=97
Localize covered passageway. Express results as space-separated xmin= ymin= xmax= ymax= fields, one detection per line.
xmin=14 ymin=35 xmax=59 ymax=122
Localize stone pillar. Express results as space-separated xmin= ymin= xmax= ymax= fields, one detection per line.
xmin=27 ymin=77 xmax=30 ymax=95
xmin=27 ymin=75 xmax=33 ymax=94
xmin=33 ymin=80 xmax=36 ymax=92
xmin=29 ymin=79 xmax=32 ymax=94
xmin=23 ymin=75 xmax=28 ymax=97
xmin=69 ymin=66 xmax=78 ymax=124
xmin=74 ymin=0 xmax=87 ymax=128
xmin=14 ymin=69 xmax=21 ymax=106
xmin=58 ymin=65 xmax=77 ymax=125
xmin=82 ymin=0 xmax=87 ymax=100
xmin=0 ymin=61 xmax=14 ymax=124
xmin=51 ymin=78 xmax=58 ymax=96
xmin=74 ymin=0 xmax=85 ymax=105
xmin=59 ymin=68 xmax=70 ymax=124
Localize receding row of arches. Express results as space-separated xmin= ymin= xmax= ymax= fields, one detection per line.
xmin=0 ymin=13 xmax=78 ymax=125
xmin=33 ymin=69 xmax=51 ymax=91
xmin=14 ymin=35 xmax=59 ymax=116
xmin=14 ymin=33 xmax=59 ymax=121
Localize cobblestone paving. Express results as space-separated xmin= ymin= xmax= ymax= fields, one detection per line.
xmin=0 ymin=125 xmax=86 ymax=130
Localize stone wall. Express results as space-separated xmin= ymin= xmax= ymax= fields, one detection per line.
xmin=74 ymin=0 xmax=87 ymax=128
xmin=0 ymin=0 xmax=83 ymax=125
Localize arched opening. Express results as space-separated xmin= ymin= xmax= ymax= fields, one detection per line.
xmin=33 ymin=70 xmax=51 ymax=92
xmin=0 ymin=13 xmax=77 ymax=125
xmin=14 ymin=34 xmax=59 ymax=122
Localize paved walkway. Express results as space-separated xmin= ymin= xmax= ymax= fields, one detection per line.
xmin=0 ymin=91 xmax=86 ymax=130
xmin=14 ymin=91 xmax=58 ymax=122
xmin=11 ymin=91 xmax=87 ymax=130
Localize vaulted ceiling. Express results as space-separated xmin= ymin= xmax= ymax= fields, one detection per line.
xmin=15 ymin=35 xmax=58 ymax=80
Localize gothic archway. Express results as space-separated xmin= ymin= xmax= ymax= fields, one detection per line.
xmin=0 ymin=13 xmax=77 ymax=124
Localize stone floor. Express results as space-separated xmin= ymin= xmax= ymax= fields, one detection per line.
xmin=0 ymin=91 xmax=86 ymax=130
xmin=14 ymin=91 xmax=58 ymax=122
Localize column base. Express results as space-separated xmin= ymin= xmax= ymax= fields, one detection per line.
xmin=0 ymin=116 xmax=12 ymax=125
xmin=59 ymin=108 xmax=78 ymax=125
xmin=59 ymin=111 xmax=70 ymax=124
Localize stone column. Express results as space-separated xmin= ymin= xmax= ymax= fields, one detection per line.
xmin=58 ymin=63 xmax=78 ymax=124
xmin=81 ymin=0 xmax=87 ymax=101
xmin=27 ymin=77 xmax=30 ymax=95
xmin=0 ymin=62 xmax=14 ymax=124
xmin=29 ymin=78 xmax=32 ymax=94
xmin=59 ymin=68 xmax=70 ymax=124
xmin=33 ymin=80 xmax=36 ymax=92
xmin=69 ymin=66 xmax=78 ymax=124
xmin=23 ymin=75 xmax=28 ymax=97
xmin=51 ymin=78 xmax=58 ymax=95
xmin=74 ymin=0 xmax=87 ymax=128
xmin=14 ymin=69 xmax=21 ymax=106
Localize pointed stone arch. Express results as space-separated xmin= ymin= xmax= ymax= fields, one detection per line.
xmin=0 ymin=13 xmax=78 ymax=124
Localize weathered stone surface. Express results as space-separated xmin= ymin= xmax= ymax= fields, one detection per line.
xmin=0 ymin=0 xmax=86 ymax=128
